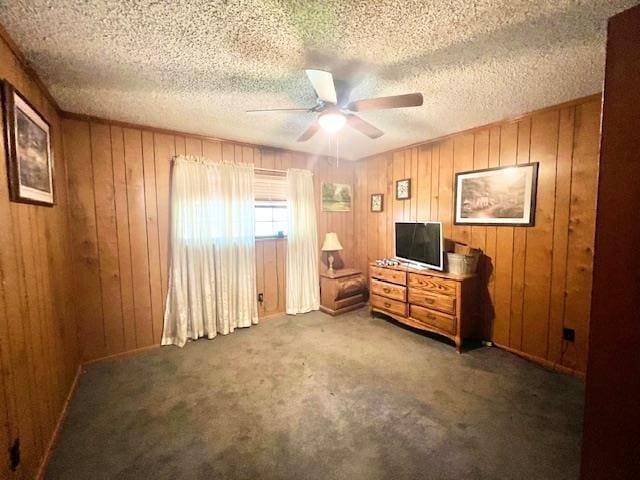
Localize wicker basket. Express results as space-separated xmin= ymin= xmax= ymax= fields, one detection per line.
xmin=446 ymin=251 xmax=481 ymax=275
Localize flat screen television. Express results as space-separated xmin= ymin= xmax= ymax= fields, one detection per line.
xmin=395 ymin=222 xmax=444 ymax=271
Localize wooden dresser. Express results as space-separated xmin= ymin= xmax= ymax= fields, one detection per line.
xmin=368 ymin=263 xmax=480 ymax=351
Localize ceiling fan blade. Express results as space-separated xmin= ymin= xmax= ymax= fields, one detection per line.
xmin=347 ymin=93 xmax=423 ymax=112
xmin=346 ymin=114 xmax=384 ymax=139
xmin=246 ymin=107 xmax=311 ymax=113
xmin=305 ymin=69 xmax=338 ymax=104
xmin=297 ymin=122 xmax=320 ymax=142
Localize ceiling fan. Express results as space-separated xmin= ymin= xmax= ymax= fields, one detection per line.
xmin=246 ymin=69 xmax=423 ymax=142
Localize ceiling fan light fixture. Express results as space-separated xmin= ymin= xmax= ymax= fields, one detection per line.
xmin=318 ymin=111 xmax=346 ymax=133
xmin=251 ymin=69 xmax=423 ymax=142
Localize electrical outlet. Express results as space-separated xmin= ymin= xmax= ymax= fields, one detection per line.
xmin=258 ymin=293 xmax=264 ymax=303
xmin=563 ymin=328 xmax=575 ymax=343
xmin=10 ymin=438 xmax=20 ymax=471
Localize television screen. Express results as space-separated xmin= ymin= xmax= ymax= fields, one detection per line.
xmin=395 ymin=222 xmax=443 ymax=270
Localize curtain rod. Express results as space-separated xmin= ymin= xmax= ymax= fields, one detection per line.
xmin=255 ymin=167 xmax=287 ymax=175
xmin=172 ymin=156 xmax=290 ymax=175
xmin=172 ymin=156 xmax=286 ymax=172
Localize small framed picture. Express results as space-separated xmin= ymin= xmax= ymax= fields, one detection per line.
xmin=396 ymin=178 xmax=411 ymax=200
xmin=370 ymin=193 xmax=384 ymax=212
xmin=2 ymin=80 xmax=54 ymax=206
xmin=454 ymin=163 xmax=539 ymax=226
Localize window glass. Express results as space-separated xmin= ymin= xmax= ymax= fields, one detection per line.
xmin=255 ymin=200 xmax=287 ymax=238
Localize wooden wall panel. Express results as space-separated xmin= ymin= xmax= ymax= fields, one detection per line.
xmin=141 ymin=131 xmax=164 ymax=343
xmin=153 ymin=134 xmax=175 ymax=313
xmin=110 ymin=126 xmax=137 ymax=353
xmin=471 ymin=131 xmax=489 ymax=252
xmin=123 ymin=128 xmax=155 ymax=349
xmin=0 ymin=33 xmax=80 ymax=479
xmin=451 ymin=134 xmax=474 ymax=244
xmin=484 ymin=127 xmax=500 ymax=338
xmin=65 ymin=120 xmax=105 ymax=360
xmin=562 ymin=101 xmax=601 ymax=373
xmin=91 ymin=123 xmax=125 ymax=355
xmin=509 ymin=117 xmax=532 ymax=350
xmin=521 ymin=110 xmax=559 ymax=360
xmin=548 ymin=109 xmax=575 ymax=366
xmin=438 ymin=139 xmax=454 ymax=240
xmin=492 ymin=123 xmax=518 ymax=346
xmin=262 ymin=240 xmax=279 ymax=316
xmin=354 ymin=96 xmax=601 ymax=375
xmin=416 ymin=146 xmax=431 ymax=223
xmin=62 ymin=121 xmax=356 ymax=360
xmin=392 ymin=152 xmax=404 ymax=231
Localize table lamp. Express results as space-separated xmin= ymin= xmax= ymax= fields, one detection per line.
xmin=321 ymin=232 xmax=343 ymax=274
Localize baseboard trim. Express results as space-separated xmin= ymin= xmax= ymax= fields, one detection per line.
xmin=35 ymin=364 xmax=82 ymax=480
xmin=83 ymin=344 xmax=161 ymax=366
xmin=258 ymin=311 xmax=287 ymax=321
xmin=492 ymin=342 xmax=586 ymax=379
xmin=81 ymin=320 xmax=288 ymax=365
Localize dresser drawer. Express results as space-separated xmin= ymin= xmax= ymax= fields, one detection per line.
xmin=410 ymin=305 xmax=456 ymax=334
xmin=408 ymin=273 xmax=457 ymax=297
xmin=371 ymin=294 xmax=407 ymax=317
xmin=335 ymin=276 xmax=367 ymax=300
xmin=371 ymin=278 xmax=407 ymax=302
xmin=370 ymin=266 xmax=407 ymax=286
xmin=335 ymin=294 xmax=365 ymax=310
xmin=408 ymin=289 xmax=456 ymax=315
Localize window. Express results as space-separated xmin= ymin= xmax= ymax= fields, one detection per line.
xmin=255 ymin=200 xmax=287 ymax=238
xmin=254 ymin=172 xmax=287 ymax=238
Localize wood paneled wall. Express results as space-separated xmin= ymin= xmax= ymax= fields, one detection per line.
xmin=0 ymin=34 xmax=80 ymax=479
xmin=62 ymin=117 xmax=355 ymax=362
xmin=354 ymin=96 xmax=601 ymax=375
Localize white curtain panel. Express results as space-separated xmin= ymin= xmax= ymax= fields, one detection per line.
xmin=286 ymin=168 xmax=320 ymax=314
xmin=162 ymin=155 xmax=258 ymax=347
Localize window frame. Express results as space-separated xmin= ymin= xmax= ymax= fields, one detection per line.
xmin=254 ymin=200 xmax=288 ymax=239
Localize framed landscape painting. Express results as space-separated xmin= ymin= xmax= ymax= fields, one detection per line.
xmin=454 ymin=163 xmax=538 ymax=226
xmin=2 ymin=80 xmax=54 ymax=206
xmin=321 ymin=182 xmax=352 ymax=212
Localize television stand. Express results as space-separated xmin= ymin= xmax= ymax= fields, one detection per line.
xmin=368 ymin=262 xmax=481 ymax=352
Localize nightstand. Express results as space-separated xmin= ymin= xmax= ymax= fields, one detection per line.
xmin=319 ymin=268 xmax=367 ymax=316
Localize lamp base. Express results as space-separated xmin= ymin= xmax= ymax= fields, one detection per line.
xmin=328 ymin=254 xmax=335 ymax=274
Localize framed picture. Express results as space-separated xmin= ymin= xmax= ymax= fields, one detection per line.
xmin=370 ymin=193 xmax=384 ymax=212
xmin=396 ymin=178 xmax=411 ymax=200
xmin=454 ymin=163 xmax=539 ymax=226
xmin=2 ymin=80 xmax=54 ymax=206
xmin=321 ymin=182 xmax=352 ymax=212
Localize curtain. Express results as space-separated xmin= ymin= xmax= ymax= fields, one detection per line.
xmin=286 ymin=169 xmax=320 ymax=314
xmin=162 ymin=155 xmax=258 ymax=347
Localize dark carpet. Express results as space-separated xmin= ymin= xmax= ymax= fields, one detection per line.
xmin=46 ymin=308 xmax=584 ymax=479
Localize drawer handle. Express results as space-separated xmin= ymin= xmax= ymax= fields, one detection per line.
xmin=427 ymin=315 xmax=436 ymax=320
xmin=384 ymin=302 xmax=391 ymax=308
xmin=425 ymin=298 xmax=434 ymax=304
xmin=383 ymin=287 xmax=391 ymax=293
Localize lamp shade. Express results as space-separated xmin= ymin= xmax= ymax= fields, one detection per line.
xmin=321 ymin=232 xmax=343 ymax=251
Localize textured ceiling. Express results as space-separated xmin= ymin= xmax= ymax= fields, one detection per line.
xmin=0 ymin=1 xmax=637 ymax=160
